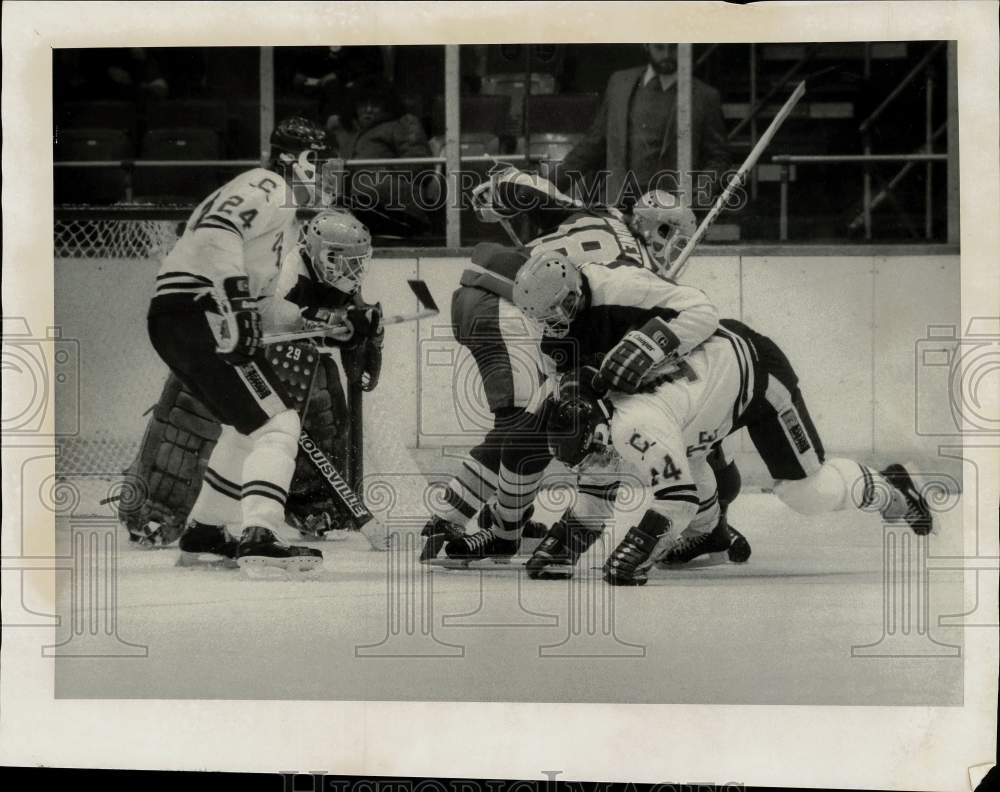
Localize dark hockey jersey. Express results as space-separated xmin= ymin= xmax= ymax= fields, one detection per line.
xmin=543 ymin=261 xmax=718 ymax=375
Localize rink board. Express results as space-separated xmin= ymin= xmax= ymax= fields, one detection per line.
xmin=53 ymin=248 xmax=962 ymax=507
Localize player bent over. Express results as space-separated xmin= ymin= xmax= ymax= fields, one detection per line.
xmin=147 ymin=123 xmax=380 ymax=572
xmin=511 ymin=251 xmax=933 ymax=585
xmin=423 ymin=172 xmax=745 ymax=562
xmin=419 ymin=242 xmax=553 ymax=561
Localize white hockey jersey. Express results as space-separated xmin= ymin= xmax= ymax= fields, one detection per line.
xmin=149 ymin=168 xmax=299 ymax=315
xmin=527 ymin=212 xmax=656 ymax=271
xmin=542 ymin=260 xmax=719 ymax=381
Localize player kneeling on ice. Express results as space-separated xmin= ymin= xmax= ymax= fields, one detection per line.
xmin=146 ymin=122 xmax=381 ymax=573
xmin=510 ymin=250 xmax=934 ymax=585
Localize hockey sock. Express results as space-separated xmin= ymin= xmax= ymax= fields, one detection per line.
xmin=774 ymin=458 xmax=906 ymax=516
xmin=189 ymin=426 xmax=252 ymax=526
xmin=494 ymin=442 xmax=551 ymax=538
xmin=714 ymin=459 xmax=742 ymax=513
xmin=436 ymin=453 xmax=499 ymax=526
xmin=686 ymin=488 xmax=721 ymax=534
xmin=491 ymin=408 xmax=552 ymax=538
xmin=241 ymin=411 xmax=299 ymax=533
xmin=494 ymin=461 xmax=546 ymax=539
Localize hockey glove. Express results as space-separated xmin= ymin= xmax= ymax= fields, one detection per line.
xmin=212 ymin=276 xmax=262 ymax=365
xmin=361 ymin=303 xmax=384 ymax=392
xmin=303 ymin=306 xmax=353 ymax=344
xmin=339 ymin=303 xmax=382 ymax=349
xmin=593 ymin=316 xmax=680 ymax=394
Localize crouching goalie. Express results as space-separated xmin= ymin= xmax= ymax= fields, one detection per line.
xmin=133 ymin=123 xmax=381 ymax=572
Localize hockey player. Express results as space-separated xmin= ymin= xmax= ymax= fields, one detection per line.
xmin=423 ymin=170 xmax=747 ymax=565
xmin=420 ymin=168 xmax=653 ymax=561
xmin=146 ymin=117 xmax=381 ymax=573
xmin=510 ymin=250 xmax=934 ymax=585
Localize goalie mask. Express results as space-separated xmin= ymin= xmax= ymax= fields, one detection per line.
xmin=306 ymin=210 xmax=372 ymax=294
xmin=512 ymin=250 xmax=584 ymax=338
xmin=630 ymin=190 xmax=697 ymax=272
xmin=269 ymin=116 xmax=330 ymax=206
xmin=548 ymin=370 xmax=613 ymax=467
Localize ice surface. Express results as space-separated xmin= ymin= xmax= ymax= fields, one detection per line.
xmin=53 ymin=492 xmax=965 ymax=705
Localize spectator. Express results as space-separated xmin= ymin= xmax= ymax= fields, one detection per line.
xmin=548 ymin=43 xmax=730 ymax=208
xmin=336 ymin=79 xmax=433 ymax=237
xmin=56 ymin=48 xmax=170 ymax=103
xmin=282 ymin=46 xmax=385 ymax=130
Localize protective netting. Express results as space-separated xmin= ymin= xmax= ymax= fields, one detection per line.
xmin=54 ymin=217 xmax=182 ymax=260
xmin=53 ymin=211 xmax=317 ymax=515
xmin=54 ymin=211 xmax=311 ymax=259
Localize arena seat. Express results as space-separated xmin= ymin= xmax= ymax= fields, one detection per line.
xmin=146 ymin=99 xmax=229 ymax=137
xmin=58 ymin=101 xmax=138 ymax=139
xmin=430 ymin=94 xmax=512 ymax=155
xmin=525 ymin=93 xmax=600 ymax=134
xmin=134 ymin=127 xmax=222 ymax=201
xmin=229 ymin=99 xmax=264 ymax=158
xmin=521 ymin=94 xmax=600 ymax=162
xmin=54 ymin=128 xmax=133 ymax=204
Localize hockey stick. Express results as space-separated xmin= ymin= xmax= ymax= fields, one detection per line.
xmin=666 ymin=80 xmax=806 ymax=281
xmin=298 ymin=430 xmax=390 ymax=551
xmin=262 ymin=279 xmax=439 ymax=345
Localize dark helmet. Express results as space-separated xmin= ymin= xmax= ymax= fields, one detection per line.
xmin=547 ymin=368 xmax=613 ymax=467
xmin=268 ymin=116 xmax=329 ymax=169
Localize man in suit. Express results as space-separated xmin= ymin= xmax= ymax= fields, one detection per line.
xmin=549 ymin=44 xmax=731 ymax=209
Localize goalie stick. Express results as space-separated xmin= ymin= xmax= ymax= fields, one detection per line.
xmin=297 ymin=430 xmax=390 ymax=551
xmin=262 ymin=279 xmax=439 ymax=345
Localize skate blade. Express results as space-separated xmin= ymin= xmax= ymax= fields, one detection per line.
xmin=657 ymin=550 xmax=732 ymax=570
xmin=527 ymin=564 xmax=576 ymax=580
xmin=423 ymin=556 xmax=527 ymax=571
xmin=176 ymin=551 xmax=239 ymax=569
xmin=238 ymin=555 xmax=323 ymax=579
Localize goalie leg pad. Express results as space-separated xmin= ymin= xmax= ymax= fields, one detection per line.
xmin=287 ymin=354 xmax=353 ymax=533
xmin=122 ymin=373 xmax=222 ymax=546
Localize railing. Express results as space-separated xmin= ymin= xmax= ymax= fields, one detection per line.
xmin=772 ymin=153 xmax=948 ymax=240
xmin=856 ymin=42 xmax=946 ymax=240
xmin=54 ymin=153 xmax=536 ymax=233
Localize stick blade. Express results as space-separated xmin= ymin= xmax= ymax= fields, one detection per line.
xmin=407 ymin=279 xmax=438 ymax=312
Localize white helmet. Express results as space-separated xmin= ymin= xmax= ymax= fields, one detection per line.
xmin=630 ymin=190 xmax=697 ymax=271
xmin=512 ymin=250 xmax=583 ymax=338
xmin=305 ymin=210 xmax=371 ymax=293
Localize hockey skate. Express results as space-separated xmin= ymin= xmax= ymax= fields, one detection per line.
xmin=603 ymin=515 xmax=667 ymax=586
xmin=419 ymin=515 xmax=465 ymax=561
xmin=727 ymin=524 xmax=752 ymax=563
xmin=176 ymin=521 xmax=239 ymax=568
xmin=236 ymin=526 xmax=323 ymax=576
xmin=444 ymin=526 xmax=520 ymax=562
xmin=881 ymin=463 xmax=934 ymax=535
xmin=525 ymin=519 xmax=602 ymax=579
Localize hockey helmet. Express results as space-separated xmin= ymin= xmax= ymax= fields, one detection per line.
xmin=547 ymin=369 xmax=613 ymax=467
xmin=512 ymin=250 xmax=583 ymax=338
xmin=269 ymin=117 xmax=330 ymax=205
xmin=306 ymin=210 xmax=372 ymax=294
xmin=629 ymin=190 xmax=697 ymax=272
xmin=270 ymin=116 xmax=328 ymax=163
